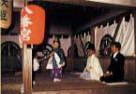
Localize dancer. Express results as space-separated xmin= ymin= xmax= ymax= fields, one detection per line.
xmin=46 ymin=39 xmax=65 ymax=82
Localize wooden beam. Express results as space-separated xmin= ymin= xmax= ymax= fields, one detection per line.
xmin=133 ymin=11 xmax=136 ymax=56
xmin=132 ymin=11 xmax=136 ymax=82
xmin=22 ymin=0 xmax=32 ymax=93
xmin=77 ymin=10 xmax=127 ymax=31
xmin=86 ymin=0 xmax=136 ymax=7
xmin=133 ymin=11 xmax=136 ymax=63
xmin=43 ymin=0 xmax=136 ymax=7
xmin=0 ymin=23 xmax=1 ymax=94
xmin=90 ymin=28 xmax=95 ymax=44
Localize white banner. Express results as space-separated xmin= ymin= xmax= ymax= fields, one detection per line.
xmin=0 ymin=0 xmax=12 ymax=29
xmin=115 ymin=15 xmax=135 ymax=56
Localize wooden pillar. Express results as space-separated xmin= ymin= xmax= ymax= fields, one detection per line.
xmin=0 ymin=27 xmax=1 ymax=93
xmin=133 ymin=10 xmax=136 ymax=82
xmin=23 ymin=45 xmax=32 ymax=94
xmin=90 ymin=27 xmax=95 ymax=44
xmin=133 ymin=11 xmax=136 ymax=56
xmin=71 ymin=34 xmax=75 ymax=71
xmin=22 ymin=0 xmax=32 ymax=93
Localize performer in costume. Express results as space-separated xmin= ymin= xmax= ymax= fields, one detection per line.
xmin=46 ymin=39 xmax=65 ymax=82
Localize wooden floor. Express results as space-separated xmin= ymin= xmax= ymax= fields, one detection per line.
xmin=1 ymin=71 xmax=136 ymax=94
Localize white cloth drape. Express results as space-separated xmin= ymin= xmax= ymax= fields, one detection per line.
xmin=108 ymin=21 xmax=118 ymax=37
xmin=81 ymin=34 xmax=85 ymax=46
xmin=60 ymin=36 xmax=71 ymax=56
xmin=74 ymin=35 xmax=85 ymax=57
xmin=46 ymin=56 xmax=53 ymax=69
xmin=76 ymin=31 xmax=91 ymax=57
xmin=33 ymin=58 xmax=40 ymax=71
xmin=95 ymin=15 xmax=135 ymax=56
xmin=46 ymin=52 xmax=62 ymax=69
xmin=95 ymin=25 xmax=106 ymax=53
xmin=115 ymin=15 xmax=135 ymax=56
xmin=94 ymin=15 xmax=135 ymax=56
xmin=95 ymin=22 xmax=118 ymax=54
xmin=86 ymin=32 xmax=91 ymax=43
xmin=81 ymin=32 xmax=91 ymax=46
xmin=82 ymin=33 xmax=87 ymax=46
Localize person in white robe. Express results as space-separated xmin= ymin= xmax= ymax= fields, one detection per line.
xmin=80 ymin=42 xmax=103 ymax=81
xmin=32 ymin=52 xmax=40 ymax=85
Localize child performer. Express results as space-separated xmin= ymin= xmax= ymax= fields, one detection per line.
xmin=46 ymin=39 xmax=65 ymax=82
xmin=32 ymin=52 xmax=40 ymax=85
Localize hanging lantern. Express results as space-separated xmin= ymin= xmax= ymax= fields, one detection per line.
xmin=0 ymin=0 xmax=12 ymax=29
xmin=20 ymin=4 xmax=45 ymax=45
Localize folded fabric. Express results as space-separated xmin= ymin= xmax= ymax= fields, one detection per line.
xmin=46 ymin=56 xmax=53 ymax=69
xmin=46 ymin=52 xmax=63 ymax=69
xmin=54 ymin=52 xmax=65 ymax=68
xmin=54 ymin=52 xmax=61 ymax=68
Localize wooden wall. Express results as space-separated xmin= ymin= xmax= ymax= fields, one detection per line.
xmin=41 ymin=57 xmax=136 ymax=82
xmin=48 ymin=24 xmax=72 ymax=36
xmin=1 ymin=35 xmax=21 ymax=47
xmin=99 ymin=57 xmax=136 ymax=82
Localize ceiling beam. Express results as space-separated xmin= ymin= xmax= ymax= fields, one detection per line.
xmin=86 ymin=0 xmax=136 ymax=7
xmin=43 ymin=0 xmax=136 ymax=7
xmin=76 ymin=10 xmax=128 ymax=32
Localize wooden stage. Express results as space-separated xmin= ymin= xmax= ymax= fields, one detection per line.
xmin=1 ymin=71 xmax=136 ymax=94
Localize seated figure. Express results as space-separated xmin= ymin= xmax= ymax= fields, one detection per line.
xmin=100 ymin=42 xmax=125 ymax=82
xmin=80 ymin=42 xmax=103 ymax=81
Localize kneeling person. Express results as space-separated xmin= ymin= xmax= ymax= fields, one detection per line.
xmin=100 ymin=42 xmax=125 ymax=82
xmin=80 ymin=42 xmax=103 ymax=81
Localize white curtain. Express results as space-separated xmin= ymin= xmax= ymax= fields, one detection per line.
xmin=60 ymin=36 xmax=71 ymax=56
xmin=83 ymin=33 xmax=87 ymax=46
xmin=94 ymin=15 xmax=135 ymax=56
xmin=81 ymin=34 xmax=85 ymax=46
xmin=74 ymin=35 xmax=85 ymax=57
xmin=115 ymin=15 xmax=135 ymax=56
xmin=95 ymin=25 xmax=106 ymax=54
xmin=86 ymin=32 xmax=91 ymax=43
xmin=81 ymin=32 xmax=91 ymax=46
xmin=108 ymin=20 xmax=118 ymax=37
xmin=48 ymin=35 xmax=72 ymax=57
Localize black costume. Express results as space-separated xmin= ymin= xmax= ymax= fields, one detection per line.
xmin=100 ymin=52 xmax=125 ymax=82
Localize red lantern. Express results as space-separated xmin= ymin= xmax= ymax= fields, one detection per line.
xmin=20 ymin=5 xmax=45 ymax=45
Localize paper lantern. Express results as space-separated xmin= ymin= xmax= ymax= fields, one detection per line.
xmin=20 ymin=5 xmax=45 ymax=45
xmin=0 ymin=0 xmax=12 ymax=29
